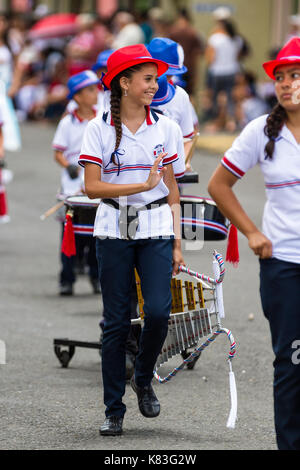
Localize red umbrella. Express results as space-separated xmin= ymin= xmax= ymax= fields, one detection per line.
xmin=29 ymin=13 xmax=79 ymax=39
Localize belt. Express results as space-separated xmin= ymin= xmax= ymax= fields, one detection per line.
xmin=102 ymin=197 xmax=168 ymax=239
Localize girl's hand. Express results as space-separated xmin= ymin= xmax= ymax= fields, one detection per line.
xmin=248 ymin=231 xmax=273 ymax=259
xmin=172 ymin=245 xmax=185 ymax=276
xmin=144 ymin=153 xmax=167 ymax=191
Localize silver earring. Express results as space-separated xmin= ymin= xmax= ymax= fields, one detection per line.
xmin=124 ymin=89 xmax=128 ymax=97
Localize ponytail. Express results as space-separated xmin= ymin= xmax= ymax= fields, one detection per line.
xmin=264 ymin=103 xmax=287 ymax=159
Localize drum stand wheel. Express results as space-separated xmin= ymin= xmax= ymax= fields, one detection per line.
xmin=53 ymin=338 xmax=101 ymax=368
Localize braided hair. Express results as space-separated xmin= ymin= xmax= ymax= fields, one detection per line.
xmin=109 ymin=64 xmax=143 ymax=164
xmin=264 ymin=103 xmax=287 ymax=159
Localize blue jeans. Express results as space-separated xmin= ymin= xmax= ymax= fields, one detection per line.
xmin=96 ymin=237 xmax=174 ymax=418
xmin=260 ymin=258 xmax=300 ymax=450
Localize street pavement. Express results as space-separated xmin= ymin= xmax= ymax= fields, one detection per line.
xmin=0 ymin=121 xmax=277 ymax=450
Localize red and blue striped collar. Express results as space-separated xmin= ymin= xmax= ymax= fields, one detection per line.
xmin=102 ymin=106 xmax=159 ymax=127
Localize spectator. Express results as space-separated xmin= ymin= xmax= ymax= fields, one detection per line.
xmin=232 ymin=71 xmax=269 ymax=129
xmin=66 ymin=14 xmax=98 ymax=76
xmin=286 ymin=15 xmax=300 ymax=43
xmin=205 ymin=15 xmax=244 ymax=129
xmin=168 ymin=8 xmax=205 ymax=97
xmin=148 ymin=7 xmax=171 ymax=38
xmin=107 ymin=12 xmax=145 ymax=49
xmin=136 ymin=11 xmax=153 ymax=44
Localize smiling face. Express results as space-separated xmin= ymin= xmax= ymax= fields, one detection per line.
xmin=274 ymin=64 xmax=300 ymax=111
xmin=120 ymin=63 xmax=159 ymax=106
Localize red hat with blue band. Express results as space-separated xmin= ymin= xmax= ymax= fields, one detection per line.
xmin=67 ymin=70 xmax=100 ymax=99
xmin=151 ymin=73 xmax=175 ymax=105
xmin=101 ymin=44 xmax=169 ymax=89
xmin=263 ymin=37 xmax=300 ymax=80
xmin=147 ymin=37 xmax=188 ymax=75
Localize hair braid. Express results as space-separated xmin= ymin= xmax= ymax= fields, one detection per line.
xmin=264 ymin=103 xmax=287 ymax=159
xmin=109 ymin=64 xmax=144 ymax=164
xmin=110 ymin=78 xmax=123 ymax=158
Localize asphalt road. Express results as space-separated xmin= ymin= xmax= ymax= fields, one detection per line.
xmin=0 ymin=121 xmax=277 ymax=450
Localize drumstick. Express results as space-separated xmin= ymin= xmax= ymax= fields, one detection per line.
xmin=40 ymin=189 xmax=84 ymax=221
xmin=185 ymin=132 xmax=199 ymax=166
xmin=40 ymin=200 xmax=65 ymax=221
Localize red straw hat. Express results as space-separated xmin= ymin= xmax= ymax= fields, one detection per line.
xmin=263 ymin=37 xmax=300 ymax=80
xmin=102 ymin=44 xmax=169 ymax=89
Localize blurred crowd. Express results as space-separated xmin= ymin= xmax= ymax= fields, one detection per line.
xmin=0 ymin=4 xmax=292 ymax=133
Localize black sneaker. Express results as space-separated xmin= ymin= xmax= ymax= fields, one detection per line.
xmin=130 ymin=376 xmax=160 ymax=418
xmin=125 ymin=353 xmax=135 ymax=381
xmin=100 ymin=416 xmax=123 ymax=436
xmin=90 ymin=278 xmax=101 ymax=294
xmin=59 ymin=284 xmax=73 ymax=296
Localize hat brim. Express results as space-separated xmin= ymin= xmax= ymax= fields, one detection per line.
xmin=67 ymin=78 xmax=101 ymax=100
xmin=166 ymin=65 xmax=188 ymax=75
xmin=102 ymin=58 xmax=168 ymax=89
xmin=151 ymin=82 xmax=176 ymax=106
xmin=263 ymin=58 xmax=300 ymax=79
xmin=91 ymin=63 xmax=106 ymax=72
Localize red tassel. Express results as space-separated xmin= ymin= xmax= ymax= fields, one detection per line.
xmin=226 ymin=224 xmax=239 ymax=267
xmin=0 ymin=184 xmax=9 ymax=223
xmin=61 ymin=213 xmax=76 ymax=257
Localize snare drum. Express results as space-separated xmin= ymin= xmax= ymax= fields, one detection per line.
xmin=64 ymin=195 xmax=100 ymax=236
xmin=180 ymin=195 xmax=229 ymax=241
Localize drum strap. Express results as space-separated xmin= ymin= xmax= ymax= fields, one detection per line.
xmin=102 ymin=197 xmax=167 ymax=240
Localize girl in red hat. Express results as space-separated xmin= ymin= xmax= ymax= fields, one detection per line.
xmin=78 ymin=44 xmax=185 ymax=436
xmin=207 ymin=37 xmax=300 ymax=450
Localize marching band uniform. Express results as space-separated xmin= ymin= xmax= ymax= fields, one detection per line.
xmin=79 ymin=44 xmax=184 ymax=435
xmin=52 ymin=70 xmax=100 ymax=295
xmin=208 ymin=37 xmax=300 ymax=450
xmin=148 ymin=37 xmax=195 ymax=140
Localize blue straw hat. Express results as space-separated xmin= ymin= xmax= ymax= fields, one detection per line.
xmin=92 ymin=49 xmax=114 ymax=72
xmin=151 ymin=73 xmax=175 ymax=105
xmin=67 ymin=70 xmax=100 ymax=99
xmin=147 ymin=38 xmax=187 ymax=75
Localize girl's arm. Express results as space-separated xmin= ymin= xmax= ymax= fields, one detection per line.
xmin=163 ymin=163 xmax=185 ymax=275
xmin=84 ymin=154 xmax=167 ymax=199
xmin=208 ymin=164 xmax=273 ymax=258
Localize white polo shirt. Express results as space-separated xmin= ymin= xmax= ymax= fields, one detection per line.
xmin=222 ymin=114 xmax=300 ymax=264
xmin=151 ymin=85 xmax=195 ymax=139
xmin=79 ymin=107 xmax=183 ymax=239
xmin=52 ymin=109 xmax=96 ymax=196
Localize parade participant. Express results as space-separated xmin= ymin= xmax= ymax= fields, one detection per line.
xmin=0 ymin=104 xmax=9 ymax=223
xmin=66 ymin=49 xmax=114 ymax=116
xmin=0 ymin=13 xmax=21 ymax=152
xmin=52 ymin=70 xmax=100 ymax=296
xmin=207 ymin=37 xmax=300 ymax=450
xmin=79 ymin=44 xmax=184 ymax=436
xmin=147 ymin=37 xmax=195 ymax=145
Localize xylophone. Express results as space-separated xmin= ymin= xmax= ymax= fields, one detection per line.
xmin=133 ymin=251 xmax=237 ymax=428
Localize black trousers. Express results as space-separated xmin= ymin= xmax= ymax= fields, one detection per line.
xmin=260 ymin=257 xmax=300 ymax=450
xmin=96 ymin=237 xmax=173 ymax=418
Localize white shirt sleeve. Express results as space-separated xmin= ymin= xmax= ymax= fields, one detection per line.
xmin=221 ymin=116 xmax=264 ymax=178
xmin=173 ymin=122 xmax=185 ymax=178
xmin=52 ymin=117 xmax=69 ymax=152
xmin=177 ymin=87 xmax=195 ymax=138
xmin=78 ymin=119 xmax=103 ymax=168
xmin=160 ymin=118 xmax=185 ymax=178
